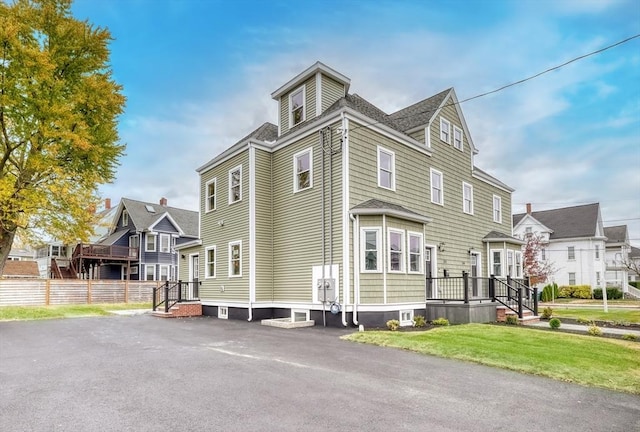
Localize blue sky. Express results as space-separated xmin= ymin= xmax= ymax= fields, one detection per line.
xmin=72 ymin=0 xmax=640 ymax=244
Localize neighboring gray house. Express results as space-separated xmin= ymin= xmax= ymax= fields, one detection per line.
xmin=177 ymin=62 xmax=524 ymax=327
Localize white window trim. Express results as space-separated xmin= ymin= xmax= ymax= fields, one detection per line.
xmin=430 ymin=168 xmax=444 ymax=206
xmin=407 ymin=231 xmax=423 ymax=274
xmin=360 ymin=227 xmax=382 ymax=273
xmin=205 ymin=245 xmax=216 ymax=279
xmin=130 ymin=265 xmax=138 ymax=275
xmin=229 ymin=240 xmax=242 ymax=278
xmin=218 ymin=306 xmax=228 ymax=319
xmin=462 ymin=182 xmax=474 ymax=215
xmin=453 ymin=125 xmax=463 ymax=151
xmin=493 ymin=195 xmax=502 ymax=223
xmin=377 ymin=146 xmax=395 ymax=191
xmin=289 ymin=85 xmax=306 ymax=127
xmin=145 ymin=233 xmax=157 ymax=252
xmin=491 ymin=249 xmax=503 ymax=277
xmin=440 ymin=117 xmax=451 ymax=143
xmin=293 ymin=147 xmax=313 ymax=193
xmin=424 ymin=126 xmax=431 ymax=148
xmin=568 ymin=272 xmax=576 ymax=286
xmin=159 ymin=265 xmax=170 ymax=281
xmin=399 ymin=310 xmax=414 ymax=326
xmin=205 ymin=177 xmax=217 ymax=212
xmin=159 ymin=233 xmax=170 ymax=253
xmin=145 ymin=264 xmax=156 ymax=281
xmin=122 ymin=210 xmax=129 ymax=227
xmin=568 ymin=246 xmax=575 ymax=261
xmin=228 ymin=165 xmax=242 ymax=204
xmin=291 ymin=309 xmax=310 ymax=322
xmin=515 ymin=251 xmax=522 ymax=278
xmin=387 ymin=228 xmax=405 ymax=273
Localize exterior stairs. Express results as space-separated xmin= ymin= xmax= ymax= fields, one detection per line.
xmin=496 ymin=306 xmax=540 ymax=324
xmin=151 ymin=301 xmax=202 ymax=318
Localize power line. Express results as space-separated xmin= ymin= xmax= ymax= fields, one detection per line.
xmin=348 ymin=34 xmax=640 ymax=133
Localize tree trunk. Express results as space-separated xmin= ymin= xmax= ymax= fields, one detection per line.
xmin=0 ymin=229 xmax=16 ymax=277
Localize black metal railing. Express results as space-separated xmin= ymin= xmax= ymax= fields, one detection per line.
xmin=152 ymin=280 xmax=200 ymax=313
xmin=426 ymin=273 xmax=538 ymax=318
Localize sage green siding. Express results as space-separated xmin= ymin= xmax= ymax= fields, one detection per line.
xmin=254 ymin=148 xmax=273 ymax=302
xmin=199 ymin=150 xmax=249 ymax=301
xmin=177 ymin=245 xmax=200 ymax=282
xmin=272 ymin=124 xmax=343 ymax=302
xmin=321 ymin=75 xmax=345 ymax=112
xmin=279 ymin=76 xmax=316 ymax=136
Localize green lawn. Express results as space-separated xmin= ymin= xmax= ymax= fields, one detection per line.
xmin=548 ymin=307 xmax=640 ymax=324
xmin=0 ymin=303 xmax=151 ymax=321
xmin=343 ymin=324 xmax=640 ymax=394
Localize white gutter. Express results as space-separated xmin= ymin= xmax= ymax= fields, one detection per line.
xmin=350 ymin=213 xmax=359 ymax=325
xmin=248 ymin=144 xmax=256 ymax=321
xmin=341 ymin=112 xmax=350 ymax=327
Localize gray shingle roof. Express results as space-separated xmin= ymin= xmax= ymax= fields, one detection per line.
xmin=483 ymin=230 xmax=523 ymax=243
xmin=350 ymin=198 xmax=431 ymax=223
xmin=513 ymin=203 xmax=601 ymax=240
xmin=630 ymin=246 xmax=640 ymax=258
xmin=388 ymin=88 xmax=451 ymax=132
xmin=120 ymin=198 xmax=199 ymax=238
xmin=604 ymin=225 xmax=628 ymax=244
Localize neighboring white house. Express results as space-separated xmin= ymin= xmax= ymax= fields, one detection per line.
xmin=604 ymin=225 xmax=631 ymax=293
xmin=629 ymin=246 xmax=640 ymax=283
xmin=512 ymin=203 xmax=607 ymax=289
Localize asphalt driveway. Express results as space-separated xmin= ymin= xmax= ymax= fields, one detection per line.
xmin=1 ymin=315 xmax=638 ymax=432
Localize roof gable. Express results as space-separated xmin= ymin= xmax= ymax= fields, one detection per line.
xmin=111 ymin=198 xmax=198 ymax=238
xmin=513 ymin=203 xmax=602 ymax=240
xmin=604 ymin=225 xmax=629 ymax=244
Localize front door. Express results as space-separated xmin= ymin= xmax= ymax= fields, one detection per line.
xmin=190 ymin=254 xmax=199 ymax=298
xmin=470 ymin=253 xmax=479 ymax=297
xmin=425 ymin=248 xmax=433 ymax=298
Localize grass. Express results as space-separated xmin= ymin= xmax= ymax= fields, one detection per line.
xmin=343 ymin=324 xmax=640 ymax=394
xmin=548 ymin=308 xmax=640 ymax=324
xmin=0 ymin=303 xmax=151 ymax=321
xmin=543 ymin=298 xmax=640 ymax=305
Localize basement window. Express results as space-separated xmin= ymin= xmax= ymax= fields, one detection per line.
xmin=218 ymin=306 xmax=228 ymax=319
xmin=292 ymin=309 xmax=310 ymax=322
xmin=400 ymin=310 xmax=413 ymax=326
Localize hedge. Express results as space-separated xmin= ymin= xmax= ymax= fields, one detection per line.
xmin=592 ymin=287 xmax=623 ymax=300
xmin=558 ymin=285 xmax=592 ymax=299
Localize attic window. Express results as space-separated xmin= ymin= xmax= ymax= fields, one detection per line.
xmin=145 ymin=205 xmax=156 ymax=213
xmin=290 ymin=86 xmax=305 ymax=126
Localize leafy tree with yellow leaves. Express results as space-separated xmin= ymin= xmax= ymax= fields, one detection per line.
xmin=0 ymin=0 xmax=125 ymax=275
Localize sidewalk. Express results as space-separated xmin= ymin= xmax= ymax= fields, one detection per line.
xmin=528 ymin=321 xmax=640 ymax=337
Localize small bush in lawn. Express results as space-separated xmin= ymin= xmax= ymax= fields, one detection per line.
xmin=432 ymin=317 xmax=450 ymax=326
xmin=505 ymin=315 xmax=519 ymax=325
xmin=622 ymin=334 xmax=638 ymax=341
xmin=577 ymin=317 xmax=591 ymax=324
xmin=413 ymin=315 xmax=426 ymax=328
xmin=549 ymin=318 xmax=561 ymax=329
xmin=386 ymin=319 xmax=400 ymax=331
xmin=541 ymin=307 xmax=553 ymax=319
xmin=587 ymin=324 xmax=602 ymax=336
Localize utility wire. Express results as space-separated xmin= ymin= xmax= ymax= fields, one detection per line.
xmin=348 ymin=34 xmax=640 ymax=132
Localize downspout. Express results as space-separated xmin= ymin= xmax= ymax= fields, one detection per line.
xmin=320 ymin=128 xmax=327 ymax=327
xmin=248 ymin=144 xmax=256 ymax=321
xmin=350 ymin=213 xmax=359 ymax=325
xmin=341 ymin=112 xmax=349 ymax=326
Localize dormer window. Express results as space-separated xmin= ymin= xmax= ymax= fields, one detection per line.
xmin=290 ymin=86 xmax=305 ymax=127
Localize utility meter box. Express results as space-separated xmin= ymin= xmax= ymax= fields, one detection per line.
xmin=317 ymin=278 xmax=336 ymax=302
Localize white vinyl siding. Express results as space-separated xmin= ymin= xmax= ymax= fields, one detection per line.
xmin=430 ymin=168 xmax=443 ymax=205
xmin=493 ymin=195 xmax=502 ymax=223
xmin=205 ymin=178 xmax=216 ymax=212
xmin=377 ymin=146 xmax=395 ymax=190
xmin=205 ymin=246 xmax=216 ymax=278
xmin=408 ymin=232 xmax=423 ymax=274
xmin=440 ymin=117 xmax=450 ymax=143
xmin=293 ymin=148 xmax=313 ymax=192
xmin=361 ymin=228 xmax=381 ymax=272
xmin=388 ymin=229 xmax=404 ymax=273
xmin=229 ymin=165 xmax=242 ymax=204
xmin=463 ymin=182 xmax=473 ymax=215
xmin=229 ymin=240 xmax=242 ymax=277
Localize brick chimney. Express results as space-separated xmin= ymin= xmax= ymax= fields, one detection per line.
xmin=105 ymin=198 xmax=111 ymax=210
xmin=526 ymin=203 xmax=532 ymax=214
xmin=160 ymin=197 xmax=167 ymax=207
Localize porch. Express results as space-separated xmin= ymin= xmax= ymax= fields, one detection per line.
xmin=425 ymin=273 xmax=539 ymax=324
xmin=152 ymin=281 xmax=202 ymax=318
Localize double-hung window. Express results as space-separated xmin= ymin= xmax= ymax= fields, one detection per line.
xmin=129 ymin=235 xmax=139 ymax=258
xmin=568 ymin=246 xmax=575 ymax=260
xmin=159 ymin=234 xmax=170 ymax=253
xmin=430 ymin=168 xmax=443 ymax=205
xmin=595 ymin=245 xmax=600 ymax=259
xmin=507 ymin=251 xmax=514 ymax=277
xmin=568 ymin=272 xmax=576 ymax=285
xmin=159 ymin=265 xmax=169 ymax=281
xmin=440 ymin=117 xmax=450 ymax=143
xmin=293 ymin=148 xmax=312 ymax=192
xmin=453 ymin=126 xmax=463 ymax=151
xmin=290 ymin=86 xmax=305 ymax=126
xmin=463 ymin=182 xmax=473 ymax=214
xmin=361 ymin=228 xmax=381 ymax=272
xmin=388 ymin=229 xmax=404 ymax=272
xmin=145 ymin=265 xmax=155 ymax=281
xmin=206 ymin=178 xmax=216 ymax=212
xmin=229 ymin=241 xmax=242 ymax=277
xmin=408 ymin=232 xmax=423 ymax=273
xmin=492 ymin=250 xmax=502 ymax=277
xmin=377 ymin=147 xmax=395 ymax=190
xmin=493 ymin=195 xmax=502 ymax=223
xmin=229 ymin=166 xmax=242 ymax=204
xmin=515 ymin=252 xmax=522 ymax=278
xmin=146 ymin=234 xmax=157 ymax=252
xmin=205 ymin=246 xmax=216 ymax=278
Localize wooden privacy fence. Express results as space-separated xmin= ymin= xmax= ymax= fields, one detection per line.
xmin=0 ymin=279 xmax=160 ymax=306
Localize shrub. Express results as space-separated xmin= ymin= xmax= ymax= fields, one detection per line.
xmin=541 ymin=283 xmax=559 ymax=302
xmin=541 ymin=307 xmax=553 ymax=319
xmin=558 ymin=285 xmax=572 ymax=298
xmin=549 ymin=318 xmax=561 ymax=329
xmin=630 ymin=281 xmax=640 ymax=289
xmin=593 ymin=288 xmax=623 ymax=300
xmin=505 ymin=315 xmax=519 ymax=325
xmin=577 ymin=317 xmax=591 ymax=324
xmin=558 ymin=285 xmax=591 ymax=299
xmin=587 ymin=324 xmax=603 ymax=336
xmin=622 ymin=334 xmax=638 ymax=341
xmin=413 ymin=315 xmax=426 ymax=328
xmin=432 ymin=317 xmax=450 ymax=326
xmin=386 ymin=319 xmax=400 ymax=331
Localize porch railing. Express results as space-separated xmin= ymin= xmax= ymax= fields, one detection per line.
xmin=152 ymin=280 xmax=200 ymax=313
xmin=493 ymin=276 xmax=538 ymax=318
